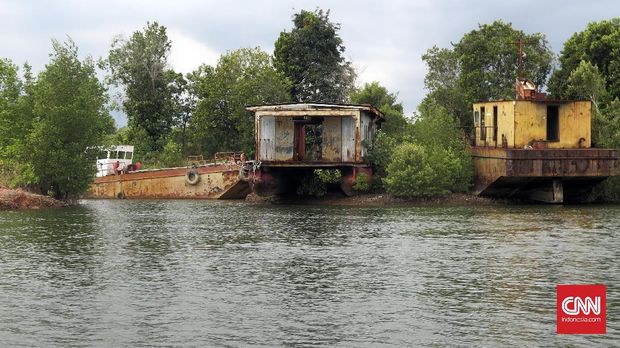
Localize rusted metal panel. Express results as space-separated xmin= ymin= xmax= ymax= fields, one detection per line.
xmin=87 ymin=164 xmax=250 ymax=199
xmin=341 ymin=116 xmax=355 ymax=162
xmin=322 ymin=117 xmax=342 ymax=161
xmin=472 ymin=147 xmax=618 ymax=197
xmin=275 ymin=117 xmax=294 ymax=161
xmin=259 ymin=116 xmax=275 ymax=161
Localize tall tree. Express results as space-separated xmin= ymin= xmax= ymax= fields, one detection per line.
xmin=422 ymin=21 xmax=553 ymax=132
xmin=566 ymin=60 xmax=607 ymax=112
xmin=188 ymin=47 xmax=291 ymax=156
xmin=104 ymin=22 xmax=182 ymax=156
xmin=548 ymin=18 xmax=620 ymax=99
xmin=349 ymin=81 xmax=409 ymax=137
xmin=274 ymin=9 xmax=355 ymax=103
xmin=29 ymin=40 xmax=114 ymax=198
xmin=0 ymin=59 xmax=37 ymax=186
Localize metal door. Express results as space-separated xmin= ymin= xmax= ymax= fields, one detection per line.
xmin=341 ymin=117 xmax=355 ymax=162
xmin=259 ymin=116 xmax=275 ymax=161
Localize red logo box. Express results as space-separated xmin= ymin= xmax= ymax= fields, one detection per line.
xmin=557 ymin=284 xmax=606 ymax=334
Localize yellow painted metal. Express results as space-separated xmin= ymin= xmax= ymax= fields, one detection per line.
xmin=473 ymin=100 xmax=592 ymax=149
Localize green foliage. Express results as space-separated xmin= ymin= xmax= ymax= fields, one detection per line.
xmin=0 ymin=59 xmax=37 ymax=187
xmin=297 ymin=169 xmax=341 ymax=197
xmin=422 ymin=21 xmax=553 ymax=132
xmin=384 ymin=143 xmax=467 ymax=198
xmin=352 ymin=172 xmax=369 ymax=192
xmin=589 ymin=98 xmax=620 ymax=201
xmin=566 ymin=60 xmax=607 ymax=111
xmin=378 ymin=99 xmax=472 ymax=197
xmin=350 ymin=81 xmax=410 ymax=137
xmin=274 ymin=8 xmax=356 ymax=102
xmin=159 ymin=139 xmax=184 ymax=168
xmin=548 ymin=18 xmax=620 ymax=100
xmin=365 ymin=131 xmax=399 ymax=189
xmin=315 ymin=169 xmax=341 ymax=183
xmin=29 ymin=40 xmax=114 ymax=198
xmin=188 ymin=47 xmax=291 ymax=156
xmin=104 ymin=22 xmax=185 ymax=155
xmin=296 ymin=171 xmax=327 ymax=197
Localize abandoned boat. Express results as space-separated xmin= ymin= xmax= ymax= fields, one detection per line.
xmin=87 ymin=149 xmax=251 ymax=199
xmin=471 ymin=78 xmax=618 ymax=203
xmin=245 ymin=103 xmax=384 ymax=196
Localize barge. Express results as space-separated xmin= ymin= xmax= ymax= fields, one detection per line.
xmin=87 ymin=150 xmax=251 ymax=199
xmin=471 ymin=78 xmax=618 ymax=203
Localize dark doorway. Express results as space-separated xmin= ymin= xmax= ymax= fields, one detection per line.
xmin=547 ymin=105 xmax=559 ymax=141
xmin=492 ymin=106 xmax=498 ymax=144
xmin=294 ymin=123 xmax=305 ymax=161
xmin=293 ymin=117 xmax=323 ymax=161
xmin=304 ymin=123 xmax=323 ymax=160
xmin=480 ymin=106 xmax=486 ymax=141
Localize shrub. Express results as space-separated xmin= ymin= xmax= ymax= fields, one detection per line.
xmin=297 ymin=169 xmax=341 ymax=197
xmin=159 ymin=139 xmax=184 ymax=168
xmin=352 ymin=172 xmax=370 ymax=192
xmin=384 ymin=143 xmax=466 ymax=197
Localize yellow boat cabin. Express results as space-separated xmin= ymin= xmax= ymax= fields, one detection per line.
xmin=471 ymin=79 xmax=618 ymax=203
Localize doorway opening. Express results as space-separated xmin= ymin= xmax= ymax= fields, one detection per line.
xmin=547 ymin=105 xmax=559 ymax=141
xmin=293 ymin=117 xmax=323 ymax=161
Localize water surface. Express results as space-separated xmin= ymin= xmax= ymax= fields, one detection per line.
xmin=0 ymin=200 xmax=618 ymax=346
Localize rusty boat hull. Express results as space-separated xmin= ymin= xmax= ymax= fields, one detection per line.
xmin=472 ymin=147 xmax=619 ymax=203
xmin=87 ymin=164 xmax=251 ymax=199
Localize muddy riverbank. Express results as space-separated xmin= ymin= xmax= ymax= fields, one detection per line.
xmin=0 ymin=187 xmax=66 ymax=210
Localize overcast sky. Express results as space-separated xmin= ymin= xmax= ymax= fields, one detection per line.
xmin=1 ymin=0 xmax=617 ymax=127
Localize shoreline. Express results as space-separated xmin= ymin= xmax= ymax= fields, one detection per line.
xmin=0 ymin=187 xmax=66 ymax=210
xmin=245 ymin=192 xmax=509 ymax=207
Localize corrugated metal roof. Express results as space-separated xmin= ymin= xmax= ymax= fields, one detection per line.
xmin=245 ymin=103 xmax=384 ymax=118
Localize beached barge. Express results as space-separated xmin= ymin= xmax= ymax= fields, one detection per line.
xmin=246 ymin=103 xmax=384 ymax=196
xmin=87 ymin=152 xmax=251 ymax=199
xmin=472 ymin=78 xmax=618 ymax=202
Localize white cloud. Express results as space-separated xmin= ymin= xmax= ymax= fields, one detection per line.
xmin=168 ymin=30 xmax=220 ymax=74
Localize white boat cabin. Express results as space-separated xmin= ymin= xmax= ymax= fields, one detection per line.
xmin=96 ymin=145 xmax=134 ymax=177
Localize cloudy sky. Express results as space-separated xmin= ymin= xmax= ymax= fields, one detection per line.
xmin=1 ymin=0 xmax=616 ymax=126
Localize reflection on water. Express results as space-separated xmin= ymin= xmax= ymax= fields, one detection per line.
xmin=0 ymin=200 xmax=618 ymax=346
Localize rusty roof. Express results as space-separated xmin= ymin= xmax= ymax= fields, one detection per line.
xmin=245 ymin=103 xmax=384 ymax=119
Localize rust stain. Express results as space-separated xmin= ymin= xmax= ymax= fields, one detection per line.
xmin=87 ymin=164 xmax=250 ymax=199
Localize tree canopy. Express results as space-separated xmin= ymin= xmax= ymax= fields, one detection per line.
xmin=422 ymin=20 xmax=553 ymax=132
xmin=5 ymin=40 xmax=115 ymax=198
xmin=548 ymin=18 xmax=620 ymax=99
xmin=188 ymin=47 xmax=291 ymax=156
xmin=274 ymin=9 xmax=355 ymax=103
xmin=104 ymin=22 xmax=182 ymax=157
xmin=350 ymin=81 xmax=409 ymax=137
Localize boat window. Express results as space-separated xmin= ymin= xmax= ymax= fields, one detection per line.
xmin=98 ymin=150 xmax=108 ymax=159
xmin=126 ymin=152 xmax=133 ymax=160
xmin=118 ymin=151 xmax=125 ymax=160
xmin=473 ymin=110 xmax=480 ymax=125
xmin=110 ymin=151 xmax=117 ymax=159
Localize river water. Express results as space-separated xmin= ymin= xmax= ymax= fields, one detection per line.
xmin=0 ymin=200 xmax=618 ymax=347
